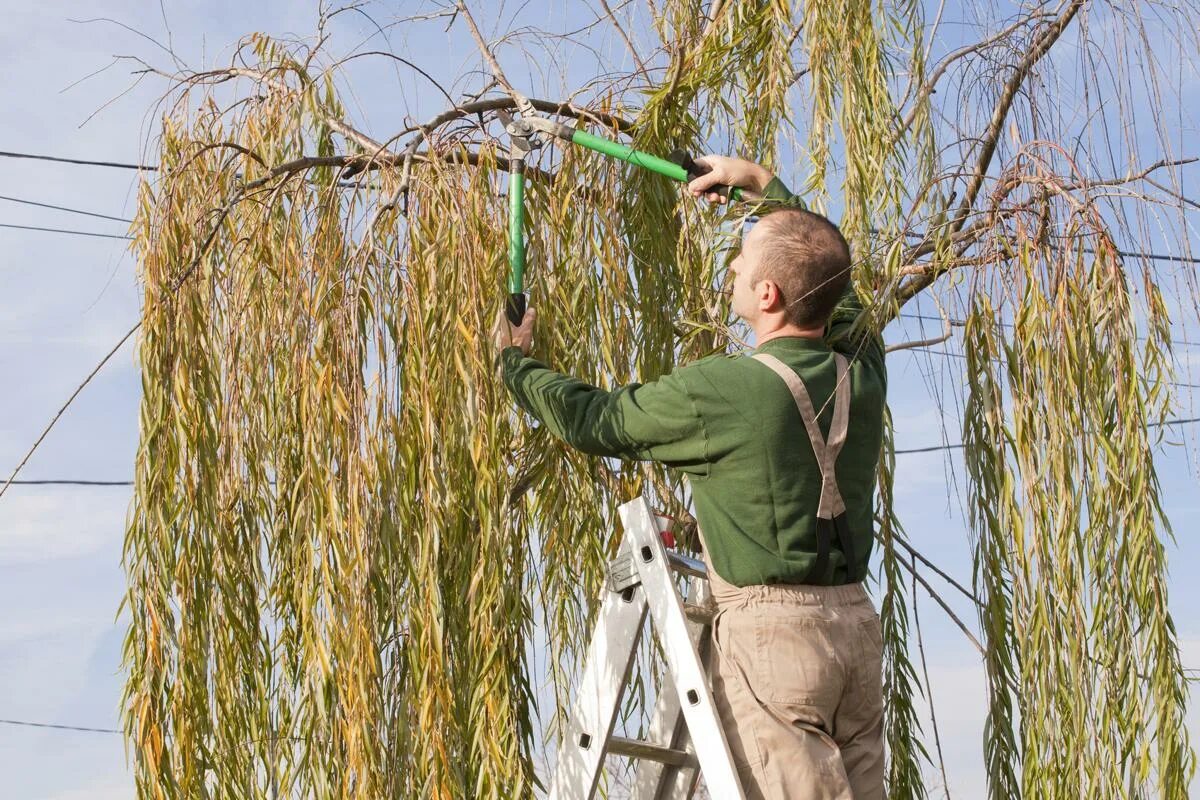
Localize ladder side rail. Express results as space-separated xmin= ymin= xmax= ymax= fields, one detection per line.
xmin=632 ymin=575 xmax=712 ymax=800
xmin=547 ymin=534 xmax=650 ymax=800
xmin=619 ymin=497 xmax=747 ymax=800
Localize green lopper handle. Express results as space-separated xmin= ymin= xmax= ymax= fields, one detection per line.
xmin=507 ymin=164 xmax=527 ymax=327
xmin=568 ymin=129 xmax=743 ymax=201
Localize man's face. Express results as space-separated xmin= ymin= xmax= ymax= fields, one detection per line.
xmin=729 ymin=220 xmax=770 ymax=323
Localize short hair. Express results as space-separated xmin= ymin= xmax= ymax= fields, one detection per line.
xmin=752 ymin=209 xmax=851 ymax=328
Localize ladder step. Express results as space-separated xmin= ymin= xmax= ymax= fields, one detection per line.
xmin=666 ymin=551 xmax=707 ymax=579
xmin=607 ymin=736 xmax=694 ymax=768
xmin=683 ymin=602 xmax=714 ymax=625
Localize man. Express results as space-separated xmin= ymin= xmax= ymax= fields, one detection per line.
xmin=495 ymin=156 xmax=886 ymax=800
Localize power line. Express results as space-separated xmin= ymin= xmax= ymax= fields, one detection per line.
xmin=0 ymin=149 xmax=155 ymax=171
xmin=896 ymin=312 xmax=1200 ymax=350
xmin=0 ymin=718 xmax=119 ymax=735
xmin=0 ymin=222 xmax=131 ymax=240
xmin=894 ymin=416 xmax=1200 ymax=455
xmin=0 ymin=193 xmax=133 ymax=223
xmin=899 ymin=347 xmax=1200 ymax=389
xmin=1105 ymin=248 xmax=1200 ymax=265
xmin=10 ymin=217 xmax=1195 ymax=264
xmin=0 ymin=149 xmax=1195 ymax=262
xmin=894 ymin=442 xmax=964 ymax=455
xmin=11 ymin=415 xmax=1200 ymax=484
xmin=7 ymin=479 xmax=132 ymax=486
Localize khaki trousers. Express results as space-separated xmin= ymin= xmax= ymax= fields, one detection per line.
xmin=705 ymin=565 xmax=886 ymax=799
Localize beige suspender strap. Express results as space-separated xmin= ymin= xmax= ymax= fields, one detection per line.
xmin=751 ymin=352 xmax=851 ymax=520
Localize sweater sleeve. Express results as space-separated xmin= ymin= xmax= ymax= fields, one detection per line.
xmin=762 ymin=176 xmax=808 ymax=208
xmin=825 ymin=283 xmax=886 ymax=383
xmin=501 ymin=348 xmax=710 ymax=477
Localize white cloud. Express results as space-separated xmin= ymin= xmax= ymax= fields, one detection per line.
xmin=44 ymin=776 xmax=134 ymax=800
xmin=0 ymin=489 xmax=129 ymax=564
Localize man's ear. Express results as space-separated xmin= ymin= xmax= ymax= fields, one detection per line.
xmin=759 ymin=279 xmax=784 ymax=312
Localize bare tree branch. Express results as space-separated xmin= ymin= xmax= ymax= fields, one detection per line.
xmin=895 ymin=0 xmax=1088 ymax=308
xmin=598 ymin=0 xmax=652 ymax=84
xmin=455 ymin=2 xmax=535 ymax=117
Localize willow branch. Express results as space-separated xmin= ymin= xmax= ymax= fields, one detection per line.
xmin=385 ymin=97 xmax=635 ymax=142
xmin=886 ymin=314 xmax=953 ymax=353
xmin=148 ymin=58 xmax=636 ymax=179
xmin=1144 ymin=177 xmax=1200 ymax=210
xmin=952 ymin=0 xmax=1087 ymax=228
xmin=267 ymin=149 xmax=556 ymax=182
xmin=0 ymin=322 xmax=142 ymax=501
xmin=897 ymin=252 xmax=1007 ymax=278
xmin=881 ymin=533 xmax=985 ymax=656
xmin=231 ymin=68 xmax=388 ymax=153
xmin=455 ymin=2 xmax=535 ymax=117
xmin=1061 ymin=156 xmax=1197 ymax=192
xmin=130 ymin=59 xmax=390 ymax=154
xmin=895 ymin=0 xmax=1087 ymax=307
xmin=912 ymin=567 xmax=953 ymax=796
xmin=598 ymin=0 xmax=651 ymax=84
xmin=661 ymin=0 xmax=731 ymax=97
xmin=329 ymin=51 xmax=458 ymax=109
xmin=890 ymin=10 xmax=1056 ymax=147
xmin=893 ymin=531 xmax=982 ymax=608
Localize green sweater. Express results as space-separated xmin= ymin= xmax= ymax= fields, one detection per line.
xmin=501 ymin=182 xmax=886 ymax=586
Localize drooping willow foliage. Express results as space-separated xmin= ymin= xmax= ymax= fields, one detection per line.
xmin=118 ymin=1 xmax=1198 ymax=797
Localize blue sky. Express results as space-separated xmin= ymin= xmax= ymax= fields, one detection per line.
xmin=0 ymin=2 xmax=1197 ymax=798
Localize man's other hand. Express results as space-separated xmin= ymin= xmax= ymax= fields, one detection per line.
xmin=495 ymin=307 xmax=536 ymax=356
xmin=687 ymin=155 xmax=774 ymax=205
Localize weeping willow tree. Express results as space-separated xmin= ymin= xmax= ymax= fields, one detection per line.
xmin=111 ymin=0 xmax=1199 ymax=797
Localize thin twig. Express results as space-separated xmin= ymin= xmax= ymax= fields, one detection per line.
xmin=893 ymin=531 xmax=982 ymax=608
xmin=887 ymin=312 xmax=953 ymax=353
xmin=455 ymin=2 xmax=534 ymax=116
xmin=598 ymin=0 xmax=651 ymax=84
xmin=0 ymin=322 xmax=141 ymax=501
xmin=1061 ymin=157 xmax=1196 ymax=192
xmin=891 ymin=11 xmax=1055 ymax=147
xmin=878 ymin=531 xmax=984 ymax=655
xmin=912 ymin=567 xmax=953 ymax=798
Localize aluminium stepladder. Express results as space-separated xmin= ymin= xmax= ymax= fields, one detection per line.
xmin=547 ymin=495 xmax=747 ymax=800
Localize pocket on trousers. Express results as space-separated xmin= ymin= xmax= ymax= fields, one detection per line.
xmin=857 ymin=614 xmax=885 ymax=696
xmin=859 ymin=614 xmax=883 ymax=659
xmin=750 ymin=614 xmax=843 ymax=707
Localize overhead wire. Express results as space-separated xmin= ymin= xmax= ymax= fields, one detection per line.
xmin=8 ymin=414 xmax=1200 ymax=485
xmin=7 ymin=479 xmax=133 ymax=486
xmin=893 ymin=416 xmax=1200 ymax=455
xmin=0 ymin=148 xmax=1196 ymax=262
xmin=0 ymin=717 xmax=120 ymax=735
xmin=0 ymin=222 xmax=131 ymax=240
xmin=899 ymin=346 xmax=1200 ymax=389
xmin=0 ymin=193 xmax=134 ymax=223
xmin=0 ymin=149 xmax=155 ymax=171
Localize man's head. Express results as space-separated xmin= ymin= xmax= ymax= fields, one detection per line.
xmin=729 ymin=209 xmax=851 ymax=332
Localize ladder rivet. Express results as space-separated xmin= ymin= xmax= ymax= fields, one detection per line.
xmin=686 ymin=689 xmax=700 ymax=705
